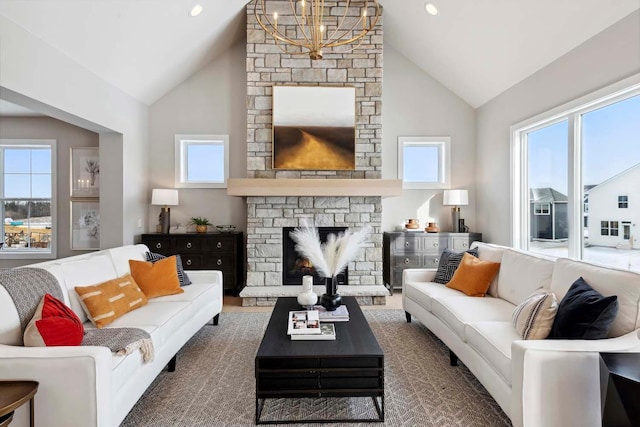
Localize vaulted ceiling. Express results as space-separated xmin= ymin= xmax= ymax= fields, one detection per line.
xmin=0 ymin=0 xmax=638 ymax=109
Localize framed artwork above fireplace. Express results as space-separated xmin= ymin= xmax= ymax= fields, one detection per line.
xmin=272 ymin=86 xmax=356 ymax=171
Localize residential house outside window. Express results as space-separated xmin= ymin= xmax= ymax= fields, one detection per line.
xmin=0 ymin=140 xmax=56 ymax=259
xmin=511 ymin=76 xmax=640 ymax=271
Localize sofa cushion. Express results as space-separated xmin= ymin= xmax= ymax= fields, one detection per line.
xmin=403 ymin=281 xmax=466 ymax=312
xmin=74 ymin=274 xmax=148 ymax=328
xmin=0 ymin=286 xmax=22 ymax=345
xmin=470 ymin=242 xmax=506 ymax=297
xmin=512 ymin=290 xmax=558 ymax=340
xmin=145 ymin=252 xmax=192 ymax=286
xmin=431 ymin=296 xmax=516 ymax=340
xmin=107 ymin=244 xmax=148 ymax=277
xmin=464 ymin=321 xmax=520 ymax=386
xmin=498 ymin=249 xmax=555 ymax=306
xmin=59 ymin=255 xmax=119 ymax=323
xmin=100 ymin=300 xmax=192 ymax=351
xmin=129 ymin=257 xmax=183 ymax=299
xmin=446 ymin=253 xmax=500 ymax=297
xmin=550 ymin=258 xmax=640 ymax=337
xmin=549 ymin=277 xmax=619 ymax=340
xmin=434 ymin=247 xmax=479 ymax=284
xmin=23 ymin=294 xmax=84 ymax=347
xmin=148 ymin=282 xmax=220 ymax=314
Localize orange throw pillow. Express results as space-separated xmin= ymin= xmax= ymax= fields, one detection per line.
xmin=129 ymin=256 xmax=183 ymax=299
xmin=446 ymin=252 xmax=500 ymax=297
xmin=75 ymin=274 xmax=148 ymax=328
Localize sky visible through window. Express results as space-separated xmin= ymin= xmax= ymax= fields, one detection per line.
xmin=403 ymin=145 xmax=439 ymax=183
xmin=186 ymin=143 xmax=224 ymax=182
xmin=529 ymin=94 xmax=640 ymax=194
xmin=3 ymin=148 xmax=52 ymax=198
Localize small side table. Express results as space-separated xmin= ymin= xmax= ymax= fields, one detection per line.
xmin=600 ymin=353 xmax=640 ymax=427
xmin=0 ymin=381 xmax=38 ymax=427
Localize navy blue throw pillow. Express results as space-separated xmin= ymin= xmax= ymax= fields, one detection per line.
xmin=548 ymin=277 xmax=618 ymax=340
xmin=433 ymin=247 xmax=479 ymax=284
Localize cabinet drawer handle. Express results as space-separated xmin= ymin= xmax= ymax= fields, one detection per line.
xmin=186 ymin=242 xmax=192 ymax=249
xmin=186 ymin=259 xmax=192 ymax=266
xmin=404 ymin=258 xmax=410 ymax=264
xmin=433 ymin=242 xmax=439 ymax=247
xmin=217 ymin=242 xmax=223 ymax=249
xmin=217 ymin=259 xmax=223 ymax=266
xmin=434 ymin=258 xmax=439 ymax=264
xmin=463 ymin=242 xmax=468 ymax=247
xmin=405 ymin=241 xmax=410 ymax=248
xmin=155 ymin=243 xmax=162 ymax=249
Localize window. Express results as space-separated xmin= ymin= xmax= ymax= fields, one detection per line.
xmin=1 ymin=140 xmax=56 ymax=259
xmin=175 ymin=135 xmax=229 ymax=188
xmin=398 ymin=137 xmax=450 ymax=189
xmin=618 ymin=195 xmax=628 ymax=208
xmin=512 ymin=75 xmax=640 ymax=270
xmin=611 ymin=221 xmax=619 ymax=236
xmin=534 ymin=203 xmax=550 ymax=215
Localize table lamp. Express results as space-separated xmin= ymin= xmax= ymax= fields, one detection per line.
xmin=152 ymin=189 xmax=179 ymax=234
xmin=443 ymin=189 xmax=468 ymax=233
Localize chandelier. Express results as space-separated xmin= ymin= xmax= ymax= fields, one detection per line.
xmin=253 ymin=0 xmax=381 ymax=60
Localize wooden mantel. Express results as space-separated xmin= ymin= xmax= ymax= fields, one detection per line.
xmin=227 ymin=179 xmax=403 ymax=197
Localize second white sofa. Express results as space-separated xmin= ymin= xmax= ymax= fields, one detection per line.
xmin=0 ymin=244 xmax=223 ymax=427
xmin=403 ymin=242 xmax=640 ymax=427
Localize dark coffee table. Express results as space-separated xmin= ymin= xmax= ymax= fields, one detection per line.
xmin=255 ymin=296 xmax=384 ymax=424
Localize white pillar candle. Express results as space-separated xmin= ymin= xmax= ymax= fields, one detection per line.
xmin=302 ymin=275 xmax=313 ymax=289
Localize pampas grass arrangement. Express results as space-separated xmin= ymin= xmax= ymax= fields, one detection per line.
xmin=289 ymin=224 xmax=371 ymax=280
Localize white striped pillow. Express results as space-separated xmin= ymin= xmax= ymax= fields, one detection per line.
xmin=512 ymin=290 xmax=558 ymax=340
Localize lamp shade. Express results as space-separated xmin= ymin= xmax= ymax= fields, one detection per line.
xmin=443 ymin=189 xmax=468 ymax=206
xmin=151 ymin=189 xmax=179 ymax=206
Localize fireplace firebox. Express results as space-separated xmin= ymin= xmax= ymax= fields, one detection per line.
xmin=282 ymin=227 xmax=348 ymax=286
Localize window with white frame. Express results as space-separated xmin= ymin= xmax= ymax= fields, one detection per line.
xmin=175 ymin=135 xmax=229 ymax=188
xmin=534 ymin=203 xmax=550 ymax=215
xmin=618 ymin=195 xmax=628 ymax=208
xmin=511 ymin=75 xmax=640 ymax=270
xmin=1 ymin=140 xmax=56 ymax=258
xmin=398 ymin=136 xmax=451 ymax=189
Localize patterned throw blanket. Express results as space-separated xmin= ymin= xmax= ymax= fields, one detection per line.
xmin=0 ymin=268 xmax=154 ymax=363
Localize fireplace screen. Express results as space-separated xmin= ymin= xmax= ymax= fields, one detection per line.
xmin=282 ymin=227 xmax=348 ymax=286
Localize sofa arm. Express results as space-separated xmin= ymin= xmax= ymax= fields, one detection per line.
xmin=0 ymin=344 xmax=113 ymax=427
xmin=510 ymin=331 xmax=640 ymax=427
xmin=402 ymin=268 xmax=437 ymax=286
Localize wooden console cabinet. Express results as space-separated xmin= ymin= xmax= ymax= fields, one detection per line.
xmin=141 ymin=232 xmax=244 ymax=295
xmin=383 ymin=231 xmax=482 ymax=289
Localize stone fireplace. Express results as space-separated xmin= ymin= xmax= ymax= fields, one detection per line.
xmin=237 ymin=2 xmax=391 ymax=306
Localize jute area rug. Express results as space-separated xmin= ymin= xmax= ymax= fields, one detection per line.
xmin=121 ymin=310 xmax=510 ymax=427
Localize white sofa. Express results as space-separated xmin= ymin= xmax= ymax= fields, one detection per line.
xmin=403 ymin=242 xmax=640 ymax=427
xmin=0 ymin=244 xmax=223 ymax=427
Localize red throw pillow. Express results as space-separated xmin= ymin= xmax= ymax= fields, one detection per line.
xmin=24 ymin=293 xmax=84 ymax=347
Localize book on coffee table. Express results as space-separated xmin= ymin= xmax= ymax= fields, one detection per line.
xmin=287 ymin=310 xmax=321 ymax=335
xmin=313 ymin=305 xmax=349 ymax=322
xmin=290 ymin=323 xmax=336 ymax=340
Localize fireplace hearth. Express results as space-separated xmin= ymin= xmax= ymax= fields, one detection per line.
xmin=282 ymin=227 xmax=348 ymax=286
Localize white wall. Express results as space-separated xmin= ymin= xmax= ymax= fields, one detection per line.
xmin=0 ymin=16 xmax=149 ymax=248
xmin=476 ymin=11 xmax=640 ymax=245
xmin=148 ymin=41 xmax=247 ymax=232
xmin=0 ymin=117 xmax=99 ymax=267
xmin=382 ymin=44 xmax=477 ymax=232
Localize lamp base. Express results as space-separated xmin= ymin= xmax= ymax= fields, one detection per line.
xmin=159 ymin=207 xmax=171 ymax=234
xmin=451 ymin=207 xmax=460 ymax=233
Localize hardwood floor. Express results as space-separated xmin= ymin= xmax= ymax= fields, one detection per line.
xmin=222 ymin=290 xmax=403 ymax=313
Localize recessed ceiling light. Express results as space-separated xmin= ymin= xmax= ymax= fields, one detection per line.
xmin=190 ymin=4 xmax=203 ymax=17
xmin=425 ymin=3 xmax=438 ymax=16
